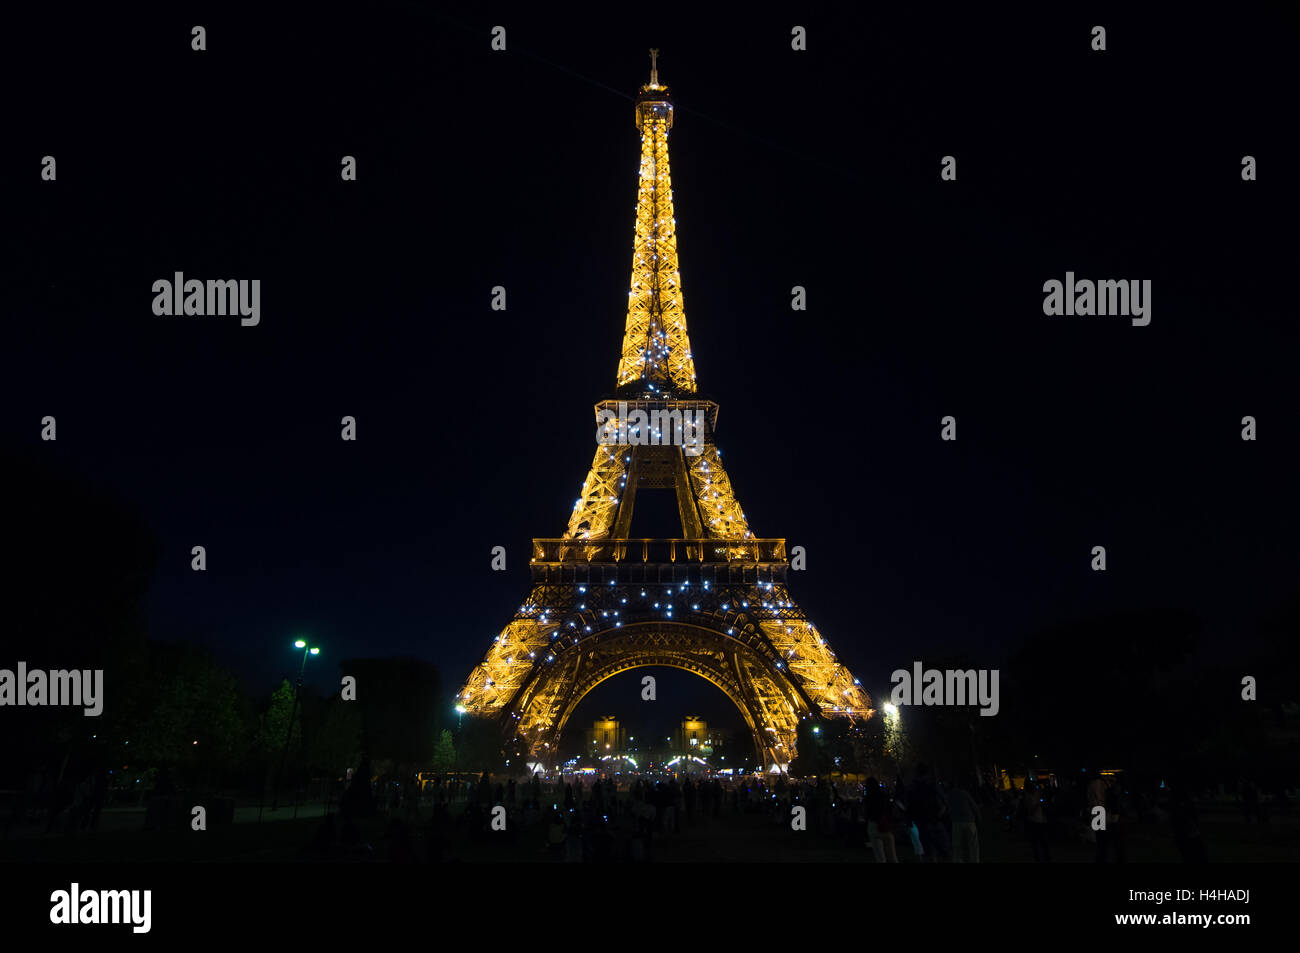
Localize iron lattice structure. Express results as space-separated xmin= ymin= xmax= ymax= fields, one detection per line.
xmin=457 ymin=56 xmax=871 ymax=768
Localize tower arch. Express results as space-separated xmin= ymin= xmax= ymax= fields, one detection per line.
xmin=516 ymin=620 xmax=812 ymax=767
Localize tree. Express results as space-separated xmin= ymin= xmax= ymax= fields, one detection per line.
xmin=113 ymin=642 xmax=250 ymax=788
xmin=431 ymin=729 xmax=456 ymax=773
xmin=253 ymin=678 xmax=301 ymax=798
xmin=255 ymin=679 xmax=300 ymax=758
xmin=3 ymin=450 xmax=156 ymax=775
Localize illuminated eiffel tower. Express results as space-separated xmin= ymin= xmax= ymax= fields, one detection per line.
xmin=457 ymin=52 xmax=871 ymax=769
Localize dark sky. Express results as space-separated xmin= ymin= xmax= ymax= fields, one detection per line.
xmin=4 ymin=4 xmax=1295 ymax=740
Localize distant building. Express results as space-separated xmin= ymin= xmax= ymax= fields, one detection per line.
xmin=676 ymin=715 xmax=713 ymax=754
xmin=588 ymin=715 xmax=624 ymax=754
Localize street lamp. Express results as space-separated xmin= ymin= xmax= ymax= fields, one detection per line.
xmin=453 ymin=704 xmax=466 ymax=775
xmin=272 ymin=638 xmax=320 ymax=811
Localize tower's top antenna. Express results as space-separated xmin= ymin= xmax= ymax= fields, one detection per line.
xmin=635 ymin=48 xmax=672 ymax=131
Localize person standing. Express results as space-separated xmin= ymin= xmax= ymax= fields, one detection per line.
xmin=948 ymin=780 xmax=981 ymax=863
xmin=908 ymin=764 xmax=950 ymax=862
xmin=1022 ymin=781 xmax=1050 ymax=862
xmin=864 ymin=777 xmax=898 ymax=863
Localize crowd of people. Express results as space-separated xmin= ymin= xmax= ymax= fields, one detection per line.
xmin=863 ymin=766 xmax=1224 ymax=864
xmin=351 ymin=765 xmax=976 ymax=863
xmin=4 ymin=763 xmax=113 ymax=835
xmin=7 ymin=754 xmax=1284 ymax=865
xmin=319 ymin=763 xmax=1275 ymax=863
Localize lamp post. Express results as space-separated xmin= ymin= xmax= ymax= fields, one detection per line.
xmin=454 ymin=703 xmax=466 ymax=778
xmin=271 ymin=639 xmax=319 ymax=811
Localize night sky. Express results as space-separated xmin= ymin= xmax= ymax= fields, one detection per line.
xmin=4 ymin=5 xmax=1295 ymax=744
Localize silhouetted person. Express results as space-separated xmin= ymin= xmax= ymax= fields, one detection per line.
xmin=1022 ymin=782 xmax=1050 ymax=862
xmin=908 ymin=764 xmax=950 ymax=862
xmin=864 ymin=777 xmax=898 ymax=863
xmin=948 ymin=781 xmax=981 ymax=863
xmin=341 ymin=757 xmax=377 ymax=819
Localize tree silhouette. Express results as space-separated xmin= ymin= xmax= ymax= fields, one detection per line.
xmin=113 ymin=642 xmax=249 ymax=788
xmin=431 ymin=729 xmax=456 ymax=773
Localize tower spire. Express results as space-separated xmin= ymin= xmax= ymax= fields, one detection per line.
xmin=616 ymin=53 xmax=697 ymax=397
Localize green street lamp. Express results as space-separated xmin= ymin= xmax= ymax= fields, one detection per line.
xmin=272 ymin=638 xmax=320 ymax=811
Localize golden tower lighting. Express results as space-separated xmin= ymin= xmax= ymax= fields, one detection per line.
xmin=456 ymin=53 xmax=872 ymax=770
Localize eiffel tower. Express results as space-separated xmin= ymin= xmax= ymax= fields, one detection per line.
xmin=457 ymin=52 xmax=871 ymax=770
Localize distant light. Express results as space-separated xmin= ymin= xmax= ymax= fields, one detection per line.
xmin=883 ymin=703 xmax=898 ymax=717
xmin=309 ymin=647 xmax=320 ymax=656
xmin=294 ymin=640 xmax=307 ymax=649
